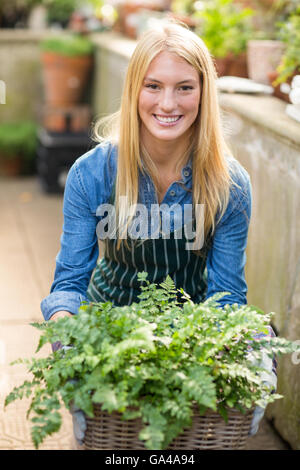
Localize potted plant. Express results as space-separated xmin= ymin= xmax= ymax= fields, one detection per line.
xmin=268 ymin=8 xmax=300 ymax=101
xmin=246 ymin=34 xmax=284 ymax=86
xmin=5 ymin=273 xmax=299 ymax=450
xmin=0 ymin=121 xmax=37 ymax=176
xmin=193 ymin=0 xmax=255 ymax=77
xmin=233 ymin=1 xmax=298 ymax=86
xmin=40 ymin=33 xmax=94 ymax=107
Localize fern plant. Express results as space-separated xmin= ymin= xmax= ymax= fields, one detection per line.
xmin=5 ymin=272 xmax=300 ymax=449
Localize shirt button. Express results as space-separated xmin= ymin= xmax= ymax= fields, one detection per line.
xmin=183 ymin=169 xmax=190 ymax=177
xmin=169 ymin=190 xmax=176 ymax=197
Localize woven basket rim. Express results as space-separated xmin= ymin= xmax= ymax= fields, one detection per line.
xmin=83 ymin=402 xmax=254 ymax=450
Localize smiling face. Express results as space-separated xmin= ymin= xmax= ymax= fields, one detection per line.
xmin=138 ymin=50 xmax=201 ymax=149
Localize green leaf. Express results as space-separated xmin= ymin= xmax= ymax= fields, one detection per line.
xmin=92 ymin=385 xmax=119 ymax=412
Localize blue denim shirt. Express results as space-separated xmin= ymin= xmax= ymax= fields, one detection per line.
xmin=41 ymin=142 xmax=252 ymax=321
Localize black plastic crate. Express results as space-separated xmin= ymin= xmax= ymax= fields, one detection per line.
xmin=37 ymin=127 xmax=94 ymax=193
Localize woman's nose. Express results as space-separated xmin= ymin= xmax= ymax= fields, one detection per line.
xmin=159 ymin=89 xmax=176 ymax=112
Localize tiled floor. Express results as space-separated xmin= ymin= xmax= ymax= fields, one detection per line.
xmin=0 ymin=176 xmax=73 ymax=450
xmin=0 ymin=176 xmax=290 ymax=450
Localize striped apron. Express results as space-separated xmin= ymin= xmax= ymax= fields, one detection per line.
xmin=87 ymin=234 xmax=208 ymax=306
xmin=87 ymin=173 xmax=209 ymax=306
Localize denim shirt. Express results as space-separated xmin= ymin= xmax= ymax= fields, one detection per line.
xmin=41 ymin=142 xmax=252 ymax=321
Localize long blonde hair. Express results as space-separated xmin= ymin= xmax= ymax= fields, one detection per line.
xmin=94 ymin=21 xmax=232 ymax=250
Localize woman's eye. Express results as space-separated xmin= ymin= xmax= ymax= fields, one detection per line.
xmin=179 ymin=85 xmax=193 ymax=91
xmin=144 ymin=84 xmax=194 ymax=91
xmin=145 ymin=83 xmax=159 ymax=90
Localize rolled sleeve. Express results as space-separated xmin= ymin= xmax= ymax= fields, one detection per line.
xmin=41 ymin=290 xmax=89 ymax=321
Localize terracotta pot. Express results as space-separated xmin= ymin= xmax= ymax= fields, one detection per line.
xmin=268 ymin=69 xmax=299 ymax=104
xmin=247 ymin=40 xmax=284 ymax=85
xmin=0 ymin=154 xmax=22 ymax=177
xmin=118 ymin=2 xmax=165 ymax=39
xmin=227 ymin=52 xmax=248 ymax=78
xmin=42 ymin=104 xmax=91 ymax=133
xmin=214 ymin=56 xmax=232 ymax=77
xmin=41 ymin=52 xmax=93 ymax=107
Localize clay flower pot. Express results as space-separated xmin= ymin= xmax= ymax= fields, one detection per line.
xmin=228 ymin=52 xmax=248 ymax=78
xmin=41 ymin=52 xmax=93 ymax=107
xmin=214 ymin=54 xmax=248 ymax=78
xmin=0 ymin=153 xmax=22 ymax=177
xmin=268 ymin=69 xmax=300 ymax=103
xmin=247 ymin=40 xmax=284 ymax=85
xmin=214 ymin=56 xmax=232 ymax=77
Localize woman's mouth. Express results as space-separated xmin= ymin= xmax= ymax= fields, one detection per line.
xmin=153 ymin=114 xmax=183 ymax=125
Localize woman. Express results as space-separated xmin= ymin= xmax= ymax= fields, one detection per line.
xmin=41 ymin=21 xmax=275 ymax=442
xmin=41 ymin=22 xmax=251 ymax=322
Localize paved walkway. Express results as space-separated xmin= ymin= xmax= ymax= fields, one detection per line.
xmin=0 ymin=176 xmax=290 ymax=450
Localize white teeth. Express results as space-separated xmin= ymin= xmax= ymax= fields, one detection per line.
xmin=155 ymin=115 xmax=181 ymax=123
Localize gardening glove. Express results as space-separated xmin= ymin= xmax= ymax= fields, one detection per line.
xmin=51 ymin=341 xmax=63 ymax=352
xmin=51 ymin=341 xmax=75 ymax=353
xmin=64 ymin=359 xmax=87 ymax=446
xmin=70 ymin=401 xmax=87 ymax=446
xmin=248 ymin=350 xmax=277 ymax=436
xmin=51 ymin=343 xmax=87 ymax=445
xmin=247 ymin=326 xmax=277 ymax=436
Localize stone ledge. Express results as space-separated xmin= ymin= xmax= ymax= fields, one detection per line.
xmin=219 ymin=93 xmax=300 ymax=149
xmin=0 ymin=28 xmax=64 ymax=43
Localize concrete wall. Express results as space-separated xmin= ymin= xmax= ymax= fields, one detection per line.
xmin=0 ymin=30 xmax=45 ymax=123
xmin=220 ymin=94 xmax=300 ymax=449
xmin=91 ymin=33 xmax=136 ymax=119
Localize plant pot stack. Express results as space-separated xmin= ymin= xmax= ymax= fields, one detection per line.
xmin=37 ymin=35 xmax=94 ymax=193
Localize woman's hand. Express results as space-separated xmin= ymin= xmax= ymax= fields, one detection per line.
xmin=50 ymin=310 xmax=73 ymax=321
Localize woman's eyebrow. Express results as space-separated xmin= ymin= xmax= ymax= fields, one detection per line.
xmin=144 ymin=77 xmax=198 ymax=84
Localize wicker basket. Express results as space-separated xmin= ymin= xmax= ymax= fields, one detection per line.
xmin=83 ymin=404 xmax=253 ymax=450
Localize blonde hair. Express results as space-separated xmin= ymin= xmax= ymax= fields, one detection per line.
xmin=94 ymin=21 xmax=232 ymax=250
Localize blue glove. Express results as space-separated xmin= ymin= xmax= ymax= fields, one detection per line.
xmin=69 ymin=402 xmax=87 ymax=446
xmin=247 ymin=335 xmax=277 ymax=436
xmin=249 ymin=350 xmax=277 ymax=435
xmin=64 ymin=360 xmax=87 ymax=446
xmin=51 ymin=344 xmax=87 ymax=445
xmin=249 ymin=406 xmax=265 ymax=436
